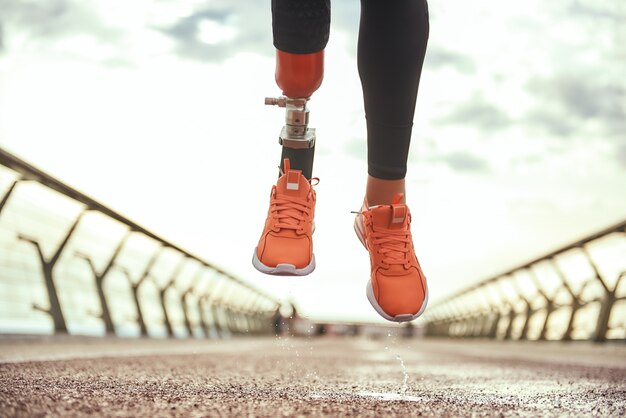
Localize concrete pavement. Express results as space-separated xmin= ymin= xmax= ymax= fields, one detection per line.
xmin=1 ymin=336 xmax=625 ymax=417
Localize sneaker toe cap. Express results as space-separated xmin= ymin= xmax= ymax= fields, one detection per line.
xmin=374 ymin=270 xmax=427 ymax=317
xmin=257 ymin=235 xmax=312 ymax=269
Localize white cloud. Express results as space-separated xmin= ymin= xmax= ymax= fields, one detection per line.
xmin=197 ymin=19 xmax=237 ymax=45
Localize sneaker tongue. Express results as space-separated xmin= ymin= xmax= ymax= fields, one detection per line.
xmin=371 ymin=202 xmax=408 ymax=230
xmin=371 ymin=202 xmax=409 ymax=272
xmin=276 ymin=168 xmax=310 ymax=198
xmin=272 ymin=168 xmax=311 ymax=237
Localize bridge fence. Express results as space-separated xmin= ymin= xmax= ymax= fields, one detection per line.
xmin=0 ymin=147 xmax=280 ymax=338
xmin=422 ymin=218 xmax=626 ymax=342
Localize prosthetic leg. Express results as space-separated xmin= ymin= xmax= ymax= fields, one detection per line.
xmin=265 ymin=0 xmax=330 ymax=179
xmin=252 ymin=0 xmax=329 ymax=276
xmin=264 ymin=49 xmax=321 ymax=179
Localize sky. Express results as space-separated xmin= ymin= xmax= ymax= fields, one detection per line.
xmin=0 ymin=0 xmax=625 ymax=323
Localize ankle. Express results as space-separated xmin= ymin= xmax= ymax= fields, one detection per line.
xmin=365 ymin=176 xmax=406 ymax=206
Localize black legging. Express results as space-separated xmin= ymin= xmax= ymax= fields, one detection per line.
xmin=272 ymin=0 xmax=429 ymax=180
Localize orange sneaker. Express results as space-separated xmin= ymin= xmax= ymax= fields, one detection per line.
xmin=354 ymin=193 xmax=429 ymax=322
xmin=253 ymin=159 xmax=316 ymax=276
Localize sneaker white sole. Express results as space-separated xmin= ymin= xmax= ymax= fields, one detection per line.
xmin=354 ymin=214 xmax=429 ymax=323
xmin=252 ymin=249 xmax=316 ymax=276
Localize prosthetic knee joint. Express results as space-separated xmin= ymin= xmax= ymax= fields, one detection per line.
xmin=265 ymin=96 xmax=315 ymax=151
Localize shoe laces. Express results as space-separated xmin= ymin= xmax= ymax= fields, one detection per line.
xmin=352 ymin=209 xmax=412 ymax=269
xmin=370 ymin=225 xmax=412 ymax=269
xmin=270 ymin=179 xmax=317 ymax=235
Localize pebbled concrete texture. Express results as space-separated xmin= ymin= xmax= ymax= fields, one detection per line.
xmin=1 ymin=336 xmax=625 ymax=417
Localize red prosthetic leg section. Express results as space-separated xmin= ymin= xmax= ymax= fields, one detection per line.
xmin=275 ymin=50 xmax=324 ymax=99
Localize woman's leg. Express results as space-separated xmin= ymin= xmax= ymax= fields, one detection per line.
xmin=354 ymin=0 xmax=430 ymax=323
xmin=358 ymin=0 xmax=429 ymax=205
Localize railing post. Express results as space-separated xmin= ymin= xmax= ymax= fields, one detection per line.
xmin=77 ymin=256 xmax=114 ymax=334
xmin=201 ymin=275 xmax=223 ymax=337
xmin=157 ymin=257 xmax=187 ymax=338
xmin=509 ymin=276 xmax=534 ymax=340
xmin=593 ymin=292 xmax=616 ymax=343
xmin=447 ymin=297 xmax=461 ymax=337
xmin=549 ymin=257 xmax=581 ymax=341
xmin=475 ymin=288 xmax=494 ymax=338
xmin=75 ymin=230 xmax=131 ymax=335
xmin=227 ymin=306 xmax=239 ymax=334
xmin=223 ymin=305 xmax=236 ymax=334
xmin=580 ymin=246 xmax=614 ymax=342
xmin=211 ymin=303 xmax=225 ymax=336
xmin=458 ymin=296 xmax=473 ymax=338
xmin=216 ymin=285 xmax=237 ymax=335
xmin=0 ymin=178 xmax=19 ymax=216
xmin=198 ymin=294 xmax=212 ymax=338
xmin=447 ymin=299 xmax=463 ymax=338
xmin=122 ymin=248 xmax=162 ymax=337
xmin=230 ymin=299 xmax=243 ymax=334
xmin=497 ymin=279 xmax=517 ymax=340
xmin=539 ymin=300 xmax=554 ymax=341
xmin=179 ymin=267 xmax=204 ymax=338
xmin=18 ymin=210 xmax=85 ymax=333
xmin=526 ymin=267 xmax=554 ymax=341
xmin=483 ymin=287 xmax=501 ymax=339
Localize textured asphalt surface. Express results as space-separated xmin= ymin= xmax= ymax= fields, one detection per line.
xmin=1 ymin=335 xmax=625 ymax=417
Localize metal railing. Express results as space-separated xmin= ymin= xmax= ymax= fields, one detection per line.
xmin=422 ymin=219 xmax=626 ymax=342
xmin=0 ymin=147 xmax=280 ymax=337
